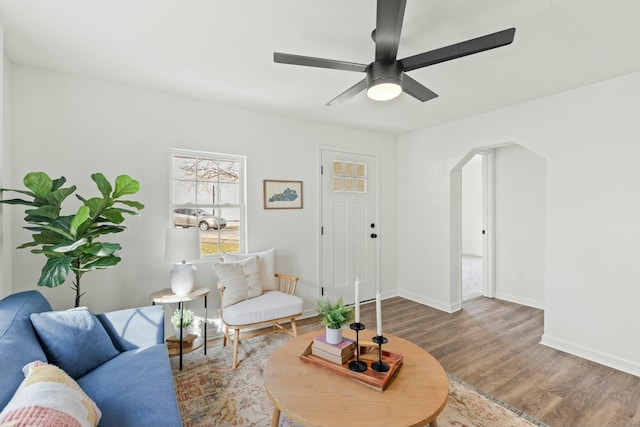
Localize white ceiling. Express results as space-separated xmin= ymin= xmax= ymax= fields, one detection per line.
xmin=0 ymin=0 xmax=639 ymax=135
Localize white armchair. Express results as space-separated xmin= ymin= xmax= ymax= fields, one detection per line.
xmin=214 ymin=250 xmax=303 ymax=369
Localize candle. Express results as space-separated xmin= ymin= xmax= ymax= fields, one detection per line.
xmin=354 ymin=277 xmax=360 ymax=323
xmin=376 ymin=291 xmax=382 ymax=336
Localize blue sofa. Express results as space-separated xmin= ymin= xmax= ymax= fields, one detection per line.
xmin=0 ymin=290 xmax=182 ymax=427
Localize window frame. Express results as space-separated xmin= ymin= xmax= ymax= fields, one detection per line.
xmin=169 ymin=148 xmax=246 ymax=257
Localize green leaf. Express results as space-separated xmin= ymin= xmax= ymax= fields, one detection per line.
xmin=40 ymin=224 xmax=74 ymax=240
xmin=113 ymin=175 xmax=140 ymax=198
xmin=51 ymin=238 xmax=88 ymax=253
xmin=101 ymin=208 xmax=124 ymax=224
xmin=70 ymin=206 xmax=90 ymax=237
xmin=16 ymin=241 xmax=39 ymax=249
xmin=46 ymin=186 xmax=76 ymax=208
xmin=84 ymin=224 xmax=125 ymax=237
xmin=115 ymin=200 xmax=145 ymax=210
xmin=83 ymin=255 xmax=121 ymax=270
xmin=23 ymin=172 xmax=53 ymax=199
xmin=0 ymin=198 xmax=36 ymax=206
xmin=25 ymin=205 xmax=61 ymax=220
xmin=85 ymin=197 xmax=113 ymax=218
xmin=37 ymin=256 xmax=72 ymax=288
xmin=84 ymin=242 xmax=120 ymax=256
xmin=51 ymin=176 xmax=67 ymax=192
xmin=91 ymin=173 xmax=112 ymax=198
xmin=33 ymin=230 xmax=66 ymax=245
xmin=0 ymin=188 xmax=36 ymax=199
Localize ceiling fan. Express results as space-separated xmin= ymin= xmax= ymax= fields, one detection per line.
xmin=274 ymin=0 xmax=515 ymax=105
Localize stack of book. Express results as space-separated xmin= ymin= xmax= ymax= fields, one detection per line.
xmin=311 ymin=334 xmax=356 ymax=365
xmin=166 ymin=333 xmax=197 ymax=351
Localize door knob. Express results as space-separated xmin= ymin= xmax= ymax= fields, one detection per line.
xmin=370 ymin=233 xmax=378 ymax=238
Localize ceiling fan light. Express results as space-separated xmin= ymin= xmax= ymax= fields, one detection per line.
xmin=367 ymin=82 xmax=402 ymax=101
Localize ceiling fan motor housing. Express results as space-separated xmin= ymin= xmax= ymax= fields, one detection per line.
xmin=366 ymin=61 xmax=403 ymax=100
xmin=366 ymin=61 xmax=403 ymax=88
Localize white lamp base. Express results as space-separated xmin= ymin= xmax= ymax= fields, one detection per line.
xmin=170 ymin=262 xmax=196 ymax=295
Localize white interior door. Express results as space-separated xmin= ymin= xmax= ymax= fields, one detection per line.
xmin=320 ymin=149 xmax=377 ymax=305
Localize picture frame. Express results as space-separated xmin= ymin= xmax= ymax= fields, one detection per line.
xmin=263 ymin=180 xmax=303 ymax=209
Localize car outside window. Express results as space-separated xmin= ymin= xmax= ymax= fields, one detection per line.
xmin=170 ymin=149 xmax=245 ymax=255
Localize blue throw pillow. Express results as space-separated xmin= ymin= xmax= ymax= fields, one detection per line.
xmin=30 ymin=307 xmax=120 ymax=379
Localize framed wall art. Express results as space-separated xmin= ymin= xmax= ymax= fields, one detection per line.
xmin=263 ymin=180 xmax=303 ymax=209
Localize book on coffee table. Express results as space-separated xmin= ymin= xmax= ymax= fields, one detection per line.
xmin=311 ymin=345 xmax=354 ymax=365
xmin=312 ymin=334 xmax=355 ymax=355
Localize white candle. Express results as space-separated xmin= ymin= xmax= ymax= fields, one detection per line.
xmin=354 ymin=277 xmax=360 ymax=323
xmin=376 ymin=291 xmax=382 ymax=336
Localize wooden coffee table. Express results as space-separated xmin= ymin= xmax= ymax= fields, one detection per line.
xmin=264 ymin=329 xmax=449 ymax=427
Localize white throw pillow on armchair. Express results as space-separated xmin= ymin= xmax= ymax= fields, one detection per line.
xmin=222 ymin=248 xmax=276 ymax=291
xmin=213 ymin=263 xmax=249 ymax=308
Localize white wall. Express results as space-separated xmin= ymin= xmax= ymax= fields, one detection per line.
xmin=0 ymin=31 xmax=11 ymax=298
xmin=1 ymin=56 xmax=10 ymax=299
xmin=7 ymin=65 xmax=398 ymax=318
xmin=494 ymin=144 xmax=546 ymax=308
xmin=398 ymin=70 xmax=640 ymax=376
xmin=461 ymin=154 xmax=483 ymax=256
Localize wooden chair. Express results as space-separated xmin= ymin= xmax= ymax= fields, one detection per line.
xmin=218 ymin=273 xmax=302 ymax=369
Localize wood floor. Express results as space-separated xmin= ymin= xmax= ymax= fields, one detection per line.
xmin=299 ymin=296 xmax=640 ymax=427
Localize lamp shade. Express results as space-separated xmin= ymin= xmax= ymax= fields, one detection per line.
xmin=367 ymin=82 xmax=402 ymax=101
xmin=165 ymin=228 xmax=201 ymax=262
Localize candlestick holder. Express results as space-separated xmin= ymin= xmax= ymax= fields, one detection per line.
xmin=371 ymin=335 xmax=389 ymax=372
xmin=348 ymin=322 xmax=367 ymax=372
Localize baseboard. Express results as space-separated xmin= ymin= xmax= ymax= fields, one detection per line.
xmin=541 ymin=334 xmax=640 ymax=378
xmin=398 ymin=289 xmax=458 ymax=313
xmin=494 ymin=292 xmax=544 ymax=310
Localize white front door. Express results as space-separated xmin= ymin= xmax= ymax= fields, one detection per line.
xmin=320 ymin=149 xmax=378 ymax=305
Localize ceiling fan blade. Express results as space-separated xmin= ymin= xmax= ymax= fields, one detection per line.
xmin=326 ymin=79 xmax=367 ymax=106
xmin=374 ymin=0 xmax=406 ymax=61
xmin=402 ymin=74 xmax=438 ymax=102
xmin=400 ymin=28 xmax=516 ymax=72
xmin=274 ymin=52 xmax=367 ymax=73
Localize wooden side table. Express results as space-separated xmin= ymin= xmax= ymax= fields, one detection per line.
xmin=150 ymin=287 xmax=209 ymax=370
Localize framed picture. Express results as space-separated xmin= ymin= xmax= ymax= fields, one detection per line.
xmin=263 ymin=180 xmax=303 ymax=209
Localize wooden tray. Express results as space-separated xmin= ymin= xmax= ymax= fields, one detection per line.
xmin=299 ymin=341 xmax=403 ymax=391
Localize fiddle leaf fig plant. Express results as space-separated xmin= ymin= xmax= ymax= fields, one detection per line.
xmin=0 ymin=172 xmax=144 ymax=307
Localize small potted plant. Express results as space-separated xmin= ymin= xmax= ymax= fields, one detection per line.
xmin=317 ymin=297 xmax=354 ymax=344
xmin=171 ymin=308 xmax=194 ymax=338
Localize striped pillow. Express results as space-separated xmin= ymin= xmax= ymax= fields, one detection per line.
xmin=0 ymin=361 xmax=101 ymax=427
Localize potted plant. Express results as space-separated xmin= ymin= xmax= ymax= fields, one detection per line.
xmin=316 ymin=297 xmax=354 ymax=344
xmin=171 ymin=308 xmax=194 ymax=338
xmin=0 ymin=172 xmax=144 ymax=307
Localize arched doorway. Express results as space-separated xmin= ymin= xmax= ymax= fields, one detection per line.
xmin=450 ymin=142 xmax=547 ymax=310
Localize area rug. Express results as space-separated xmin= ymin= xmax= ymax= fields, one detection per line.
xmin=171 ymin=332 xmax=549 ymax=427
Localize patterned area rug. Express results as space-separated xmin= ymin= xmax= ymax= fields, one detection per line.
xmin=172 ymin=331 xmax=548 ymax=427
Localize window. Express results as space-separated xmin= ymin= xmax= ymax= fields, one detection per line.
xmin=332 ymin=159 xmax=367 ymax=193
xmin=170 ymin=149 xmax=245 ymax=256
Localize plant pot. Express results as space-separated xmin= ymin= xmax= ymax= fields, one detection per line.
xmin=325 ymin=326 xmax=343 ymax=345
xmin=174 ymin=326 xmax=189 ymax=338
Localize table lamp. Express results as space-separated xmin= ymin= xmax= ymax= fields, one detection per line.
xmin=165 ymin=228 xmax=201 ymax=295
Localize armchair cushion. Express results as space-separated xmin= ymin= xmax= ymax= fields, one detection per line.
xmin=223 ymin=248 xmax=276 ymax=291
xmin=221 ymin=290 xmax=303 ymax=326
xmin=30 ymin=307 xmax=119 ymax=379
